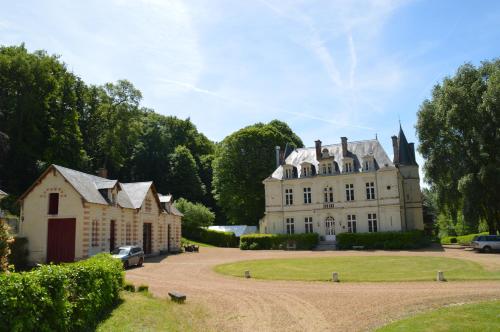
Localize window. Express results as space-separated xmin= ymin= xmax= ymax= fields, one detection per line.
xmin=322 ymin=164 xmax=327 ymax=175
xmin=302 ymin=165 xmax=311 ymax=177
xmin=48 ymin=193 xmax=59 ymax=215
xmin=347 ymin=215 xmax=357 ymax=233
xmin=304 ymin=217 xmax=313 ymax=233
xmin=285 ymin=189 xmax=293 ymax=205
xmin=327 ymin=163 xmax=332 ymax=174
xmin=286 ymin=218 xmax=295 ymax=234
xmin=126 ymin=223 xmax=131 ymax=244
xmin=284 ymin=168 xmax=292 ymax=179
xmin=366 ymin=182 xmax=376 ymax=200
xmin=368 ymin=213 xmax=378 ymax=232
xmin=344 ymin=162 xmax=353 ymax=173
xmin=345 ymin=184 xmax=354 ymax=201
xmin=321 ymin=163 xmax=333 ymax=175
xmin=324 ymin=187 xmax=334 ymax=203
xmin=91 ymin=219 xmax=99 ymax=247
xmin=303 ymin=187 xmax=312 ymax=204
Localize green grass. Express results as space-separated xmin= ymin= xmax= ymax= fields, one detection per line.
xmin=214 ymin=256 xmax=500 ymax=282
xmin=96 ymin=292 xmax=209 ymax=332
xmin=181 ymin=237 xmax=215 ymax=248
xmin=377 ymin=300 xmax=500 ymax=331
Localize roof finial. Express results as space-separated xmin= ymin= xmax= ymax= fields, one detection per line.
xmin=375 ymin=133 xmax=378 ymax=140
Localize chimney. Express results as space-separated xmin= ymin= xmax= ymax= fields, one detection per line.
xmin=275 ymin=146 xmax=281 ymax=167
xmin=97 ymin=167 xmax=108 ymax=179
xmin=315 ymin=140 xmax=322 ymax=161
xmin=391 ymin=135 xmax=399 ymax=165
xmin=341 ymin=137 xmax=348 ymax=157
xmin=408 ymin=143 xmax=417 ymax=165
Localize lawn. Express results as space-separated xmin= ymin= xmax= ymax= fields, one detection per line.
xmin=214 ymin=256 xmax=500 ymax=282
xmin=377 ymin=300 xmax=500 ymax=331
xmin=96 ymin=292 xmax=209 ymax=332
xmin=182 ymin=237 xmax=216 ymax=248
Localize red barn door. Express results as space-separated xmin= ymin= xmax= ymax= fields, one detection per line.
xmin=47 ymin=218 xmax=76 ymax=263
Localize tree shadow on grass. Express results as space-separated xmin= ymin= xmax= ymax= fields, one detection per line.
xmin=90 ymin=296 xmax=125 ymax=331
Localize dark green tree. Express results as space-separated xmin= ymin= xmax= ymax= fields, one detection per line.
xmin=168 ymin=145 xmax=205 ymax=202
xmin=212 ymin=120 xmax=303 ymax=225
xmin=416 ymin=60 xmax=500 ymax=235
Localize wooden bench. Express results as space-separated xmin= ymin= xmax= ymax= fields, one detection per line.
xmin=168 ymin=291 xmax=186 ymax=303
xmin=352 ymin=245 xmax=364 ymax=250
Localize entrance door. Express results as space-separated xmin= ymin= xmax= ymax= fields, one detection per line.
xmin=109 ymin=220 xmax=116 ymax=252
xmin=325 ymin=217 xmax=336 ymax=241
xmin=143 ymin=223 xmax=152 ymax=254
xmin=47 ymin=218 xmax=76 ymax=263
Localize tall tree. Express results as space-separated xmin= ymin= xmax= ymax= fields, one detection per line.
xmin=212 ymin=120 xmax=303 ymax=225
xmin=416 ymin=60 xmax=500 ymax=234
xmin=168 ymin=145 xmax=205 ymax=202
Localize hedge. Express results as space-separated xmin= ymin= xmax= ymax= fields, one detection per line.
xmin=441 ymin=232 xmax=488 ymax=246
xmin=0 ymin=253 xmax=123 ymax=332
xmin=336 ymin=230 xmax=429 ymax=250
xmin=184 ymin=226 xmax=239 ymax=247
xmin=240 ymin=233 xmax=319 ymax=250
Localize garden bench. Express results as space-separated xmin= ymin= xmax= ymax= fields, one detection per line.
xmin=352 ymin=245 xmax=364 ymax=250
xmin=168 ymin=291 xmax=186 ymax=303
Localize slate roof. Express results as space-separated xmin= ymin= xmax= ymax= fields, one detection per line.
xmin=120 ymin=182 xmax=153 ymax=209
xmin=54 ymin=165 xmax=110 ymax=205
xmin=270 ymin=139 xmax=393 ymax=180
xmin=397 ymin=126 xmax=417 ymax=166
xmin=157 ymin=194 xmax=183 ymax=216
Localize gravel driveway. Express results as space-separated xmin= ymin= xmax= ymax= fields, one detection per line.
xmin=126 ymin=247 xmax=500 ymax=332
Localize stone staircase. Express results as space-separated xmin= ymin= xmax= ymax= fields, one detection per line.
xmin=314 ymin=240 xmax=337 ymax=251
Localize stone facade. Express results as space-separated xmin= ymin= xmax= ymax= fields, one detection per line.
xmin=260 ymin=127 xmax=424 ymax=240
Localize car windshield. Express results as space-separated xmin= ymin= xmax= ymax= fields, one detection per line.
xmin=112 ymin=248 xmax=130 ymax=255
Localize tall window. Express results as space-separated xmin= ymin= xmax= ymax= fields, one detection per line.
xmin=322 ymin=164 xmax=327 ymax=175
xmin=347 ymin=215 xmax=357 ymax=233
xmin=345 ymin=184 xmax=354 ymax=201
xmin=368 ymin=213 xmax=378 ymax=232
xmin=285 ymin=189 xmax=293 ymax=205
xmin=327 ymin=163 xmax=333 ymax=174
xmin=324 ymin=187 xmax=334 ymax=203
xmin=304 ymin=217 xmax=313 ymax=233
xmin=303 ymin=187 xmax=312 ymax=204
xmin=284 ymin=168 xmax=292 ymax=179
xmin=126 ymin=223 xmax=131 ymax=244
xmin=91 ymin=219 xmax=99 ymax=247
xmin=366 ymin=182 xmax=376 ymax=200
xmin=344 ymin=162 xmax=353 ymax=173
xmin=286 ymin=218 xmax=295 ymax=234
xmin=302 ymin=165 xmax=311 ymax=177
xmin=48 ymin=193 xmax=59 ymax=215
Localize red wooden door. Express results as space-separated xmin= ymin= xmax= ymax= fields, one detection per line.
xmin=110 ymin=220 xmax=116 ymax=252
xmin=47 ymin=218 xmax=76 ymax=263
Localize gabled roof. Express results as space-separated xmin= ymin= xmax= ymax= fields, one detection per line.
xmin=53 ymin=165 xmax=110 ymax=205
xmin=270 ymin=139 xmax=393 ymax=180
xmin=157 ymin=193 xmax=183 ymax=217
xmin=120 ymin=182 xmax=154 ymax=209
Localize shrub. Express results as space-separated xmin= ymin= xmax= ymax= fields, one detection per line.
xmin=240 ymin=233 xmax=319 ymax=250
xmin=440 ymin=232 xmax=488 ymax=245
xmin=137 ymin=284 xmax=149 ymax=292
xmin=174 ymin=198 xmax=215 ymax=231
xmin=185 ymin=227 xmax=239 ymax=247
xmin=0 ymin=253 xmax=124 ymax=332
xmin=336 ymin=230 xmax=429 ymax=250
xmin=8 ymin=236 xmax=29 ymax=271
xmin=0 ymin=219 xmax=13 ymax=272
xmin=123 ymin=282 xmax=135 ymax=292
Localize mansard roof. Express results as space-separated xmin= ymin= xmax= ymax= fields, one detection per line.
xmin=270 ymin=139 xmax=393 ymax=180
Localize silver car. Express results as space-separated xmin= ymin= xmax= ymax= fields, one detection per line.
xmin=471 ymin=235 xmax=500 ymax=253
xmin=112 ymin=246 xmax=144 ymax=268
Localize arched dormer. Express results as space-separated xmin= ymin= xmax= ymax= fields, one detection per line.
xmin=342 ymin=157 xmax=354 ymax=173
xmin=282 ymin=165 xmax=298 ymax=179
xmin=362 ymin=154 xmax=375 ymax=171
xmin=300 ymin=162 xmax=316 ymax=177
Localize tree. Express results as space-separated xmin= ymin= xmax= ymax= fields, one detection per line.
xmin=0 ymin=220 xmax=13 ymax=272
xmin=168 ymin=145 xmax=205 ymax=202
xmin=212 ymin=120 xmax=303 ymax=225
xmin=416 ymin=60 xmax=500 ymax=235
xmin=174 ymin=198 xmax=215 ymax=230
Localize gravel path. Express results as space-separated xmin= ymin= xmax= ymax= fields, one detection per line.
xmin=126 ymin=247 xmax=500 ymax=332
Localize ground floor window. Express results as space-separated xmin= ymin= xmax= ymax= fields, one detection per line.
xmin=368 ymin=213 xmax=378 ymax=232
xmin=304 ymin=217 xmax=313 ymax=233
xmin=347 ymin=215 xmax=357 ymax=233
xmin=91 ymin=219 xmax=99 ymax=247
xmin=286 ymin=218 xmax=295 ymax=234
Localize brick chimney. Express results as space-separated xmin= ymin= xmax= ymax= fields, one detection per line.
xmin=97 ymin=167 xmax=108 ymax=179
xmin=315 ymin=140 xmax=322 ymax=161
xmin=391 ymin=135 xmax=399 ymax=165
xmin=341 ymin=137 xmax=348 ymax=157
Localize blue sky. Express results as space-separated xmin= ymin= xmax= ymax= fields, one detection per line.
xmin=1 ymin=0 xmax=500 ymax=183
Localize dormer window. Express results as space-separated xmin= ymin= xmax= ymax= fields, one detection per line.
xmin=363 ymin=155 xmax=375 ymax=171
xmin=284 ymin=168 xmax=293 ymax=179
xmin=302 ymin=165 xmax=311 ymax=177
xmin=321 ymin=148 xmax=330 ymax=159
xmin=320 ymin=162 xmax=333 ymax=175
xmin=344 ymin=162 xmax=353 ymax=173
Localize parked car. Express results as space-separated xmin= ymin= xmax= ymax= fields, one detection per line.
xmin=471 ymin=235 xmax=500 ymax=253
xmin=112 ymin=246 xmax=144 ymax=268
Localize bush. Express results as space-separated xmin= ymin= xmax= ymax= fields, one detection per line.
xmin=336 ymin=230 xmax=429 ymax=250
xmin=123 ymin=282 xmax=135 ymax=292
xmin=240 ymin=233 xmax=319 ymax=250
xmin=0 ymin=219 xmax=13 ymax=272
xmin=0 ymin=253 xmax=124 ymax=331
xmin=185 ymin=227 xmax=239 ymax=247
xmin=137 ymin=284 xmax=149 ymax=292
xmin=440 ymin=232 xmax=488 ymax=245
xmin=174 ymin=198 xmax=215 ymax=230
xmin=8 ymin=236 xmax=29 ymax=271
